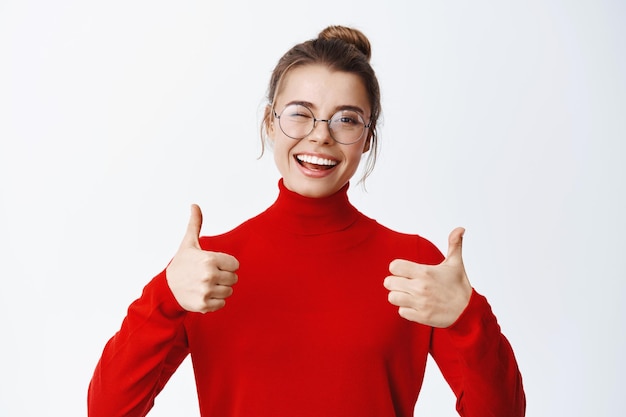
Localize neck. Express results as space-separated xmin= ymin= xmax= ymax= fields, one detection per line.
xmin=265 ymin=179 xmax=359 ymax=235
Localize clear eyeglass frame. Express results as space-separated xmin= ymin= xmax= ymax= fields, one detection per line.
xmin=273 ymin=103 xmax=371 ymax=145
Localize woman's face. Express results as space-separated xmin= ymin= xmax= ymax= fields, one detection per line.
xmin=267 ymin=64 xmax=371 ymax=198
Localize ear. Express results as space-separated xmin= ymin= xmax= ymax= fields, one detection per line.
xmin=362 ymin=132 xmax=372 ymax=154
xmin=263 ymin=105 xmax=275 ymax=142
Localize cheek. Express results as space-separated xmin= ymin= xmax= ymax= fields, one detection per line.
xmin=272 ymin=136 xmax=293 ymax=167
xmin=346 ymin=146 xmax=367 ymax=165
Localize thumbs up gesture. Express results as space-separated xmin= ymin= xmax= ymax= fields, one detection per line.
xmin=165 ymin=204 xmax=240 ymax=313
xmin=384 ymin=228 xmax=473 ymax=328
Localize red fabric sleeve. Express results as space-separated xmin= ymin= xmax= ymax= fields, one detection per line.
xmin=88 ymin=271 xmax=190 ymax=417
xmin=430 ymin=290 xmax=526 ymax=417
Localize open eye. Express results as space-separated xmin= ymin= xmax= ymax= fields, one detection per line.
xmin=333 ymin=111 xmax=363 ymax=128
xmin=339 ymin=116 xmax=358 ymax=124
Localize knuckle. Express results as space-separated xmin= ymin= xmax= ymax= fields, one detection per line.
xmin=387 ymin=291 xmax=400 ymax=303
xmin=398 ymin=307 xmax=415 ymax=321
xmin=411 ymin=281 xmax=429 ymax=296
xmin=224 ymin=286 xmax=234 ymax=298
xmin=204 ymin=299 xmax=226 ymax=313
xmin=388 ymin=291 xmax=411 ymax=307
xmin=199 ymin=269 xmax=219 ymax=284
xmin=201 ymin=252 xmax=218 ymax=267
xmin=230 ymin=257 xmax=240 ymax=270
xmin=421 ymin=309 xmax=434 ymax=323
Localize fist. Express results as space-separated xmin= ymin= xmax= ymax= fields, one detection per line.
xmin=166 ymin=204 xmax=239 ymax=313
xmin=383 ymin=227 xmax=473 ymax=328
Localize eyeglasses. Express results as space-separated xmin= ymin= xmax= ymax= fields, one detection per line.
xmin=273 ymin=103 xmax=371 ymax=145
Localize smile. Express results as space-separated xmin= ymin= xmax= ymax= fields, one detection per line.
xmin=295 ymin=154 xmax=339 ymax=171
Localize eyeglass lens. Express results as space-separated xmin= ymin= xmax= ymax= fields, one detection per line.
xmin=277 ymin=104 xmax=366 ymax=144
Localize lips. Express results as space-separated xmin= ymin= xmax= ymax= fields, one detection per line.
xmin=295 ymin=154 xmax=339 ymax=171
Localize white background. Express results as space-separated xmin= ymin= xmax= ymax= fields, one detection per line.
xmin=1 ymin=0 xmax=624 ymax=416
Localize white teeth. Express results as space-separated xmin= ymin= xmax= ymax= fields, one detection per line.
xmin=296 ymin=154 xmax=338 ymax=166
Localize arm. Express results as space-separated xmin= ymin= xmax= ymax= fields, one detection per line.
xmin=384 ymin=228 xmax=525 ymax=416
xmin=88 ymin=204 xmax=239 ymax=416
xmin=430 ymin=290 xmax=526 ymax=417
xmin=88 ymin=271 xmax=189 ymax=417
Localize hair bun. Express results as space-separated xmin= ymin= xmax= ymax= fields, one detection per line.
xmin=318 ymin=25 xmax=371 ymax=61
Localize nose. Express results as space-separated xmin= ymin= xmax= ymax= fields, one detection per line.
xmin=308 ymin=118 xmax=333 ymax=145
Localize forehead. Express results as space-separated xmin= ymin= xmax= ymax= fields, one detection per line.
xmin=275 ymin=64 xmax=370 ymax=113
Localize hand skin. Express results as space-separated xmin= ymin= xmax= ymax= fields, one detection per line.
xmin=384 ymin=227 xmax=473 ymax=328
xmin=165 ymin=204 xmax=240 ymax=313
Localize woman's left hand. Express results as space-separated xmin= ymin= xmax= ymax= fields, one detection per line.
xmin=384 ymin=227 xmax=473 ymax=328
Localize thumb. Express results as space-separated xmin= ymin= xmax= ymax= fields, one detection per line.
xmin=445 ymin=227 xmax=465 ymax=261
xmin=180 ymin=204 xmax=203 ymax=249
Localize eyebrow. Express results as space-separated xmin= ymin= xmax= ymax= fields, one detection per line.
xmin=285 ymin=100 xmax=368 ymax=117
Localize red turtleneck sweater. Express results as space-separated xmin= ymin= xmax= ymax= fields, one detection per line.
xmin=88 ymin=180 xmax=525 ymax=417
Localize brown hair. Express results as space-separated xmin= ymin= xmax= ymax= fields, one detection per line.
xmin=261 ymin=25 xmax=382 ymax=184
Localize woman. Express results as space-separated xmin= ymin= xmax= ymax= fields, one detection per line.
xmin=88 ymin=25 xmax=525 ymax=417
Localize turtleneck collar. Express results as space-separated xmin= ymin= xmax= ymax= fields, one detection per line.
xmin=264 ymin=179 xmax=361 ymax=235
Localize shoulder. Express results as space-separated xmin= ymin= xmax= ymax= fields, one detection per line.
xmin=197 ymin=211 xmax=267 ymax=252
xmin=357 ymin=214 xmax=445 ymax=265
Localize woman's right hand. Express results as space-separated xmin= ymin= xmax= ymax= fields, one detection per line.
xmin=165 ymin=204 xmax=240 ymax=313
